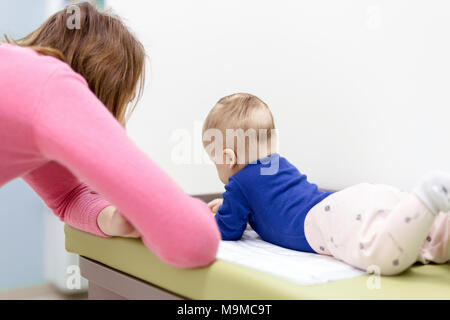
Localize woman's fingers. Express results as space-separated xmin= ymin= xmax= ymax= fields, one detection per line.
xmin=111 ymin=209 xmax=141 ymax=237
xmin=122 ymin=229 xmax=141 ymax=238
xmin=98 ymin=206 xmax=141 ymax=238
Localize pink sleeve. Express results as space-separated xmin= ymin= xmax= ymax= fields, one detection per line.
xmin=32 ymin=66 xmax=220 ymax=268
xmin=23 ymin=161 xmax=112 ymax=238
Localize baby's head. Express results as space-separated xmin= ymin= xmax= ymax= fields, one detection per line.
xmin=203 ymin=93 xmax=277 ymax=184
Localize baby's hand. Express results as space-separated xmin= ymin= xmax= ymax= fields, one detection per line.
xmin=97 ymin=206 xmax=141 ymax=238
xmin=207 ymin=198 xmax=223 ymax=214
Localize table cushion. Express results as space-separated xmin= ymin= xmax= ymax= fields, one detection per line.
xmin=65 ymin=225 xmax=450 ymax=299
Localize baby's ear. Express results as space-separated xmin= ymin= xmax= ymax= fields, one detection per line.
xmin=223 ymin=148 xmax=237 ymax=168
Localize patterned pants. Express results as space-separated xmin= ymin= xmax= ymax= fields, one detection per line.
xmin=304 ymin=183 xmax=450 ymax=275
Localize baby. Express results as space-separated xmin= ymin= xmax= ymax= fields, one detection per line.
xmin=203 ymin=93 xmax=450 ymax=275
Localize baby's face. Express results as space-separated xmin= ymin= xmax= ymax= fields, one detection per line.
xmin=214 ymin=162 xmax=235 ymax=185
xmin=206 ymin=148 xmax=238 ymax=185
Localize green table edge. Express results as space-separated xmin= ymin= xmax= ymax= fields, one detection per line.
xmin=65 ymin=225 xmax=450 ymax=300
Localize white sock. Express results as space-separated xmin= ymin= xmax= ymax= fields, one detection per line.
xmin=413 ymin=171 xmax=450 ymax=215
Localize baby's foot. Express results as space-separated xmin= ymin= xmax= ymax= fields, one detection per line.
xmin=413 ymin=171 xmax=450 ymax=215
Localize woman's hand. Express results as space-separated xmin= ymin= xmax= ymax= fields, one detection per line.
xmin=207 ymin=198 xmax=223 ymax=213
xmin=97 ymin=206 xmax=141 ymax=238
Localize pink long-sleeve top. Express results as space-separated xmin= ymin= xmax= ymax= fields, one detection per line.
xmin=0 ymin=44 xmax=220 ymax=268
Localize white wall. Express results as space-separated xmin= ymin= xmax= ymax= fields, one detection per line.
xmin=107 ymin=0 xmax=450 ymax=194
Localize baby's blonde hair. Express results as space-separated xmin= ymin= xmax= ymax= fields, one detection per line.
xmin=203 ymin=93 xmax=276 ymax=164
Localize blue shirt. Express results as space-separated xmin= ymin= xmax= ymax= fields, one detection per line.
xmin=215 ymin=154 xmax=332 ymax=253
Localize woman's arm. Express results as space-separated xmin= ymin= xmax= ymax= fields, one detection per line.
xmin=23 ymin=161 xmax=139 ymax=238
xmin=32 ymin=66 xmax=220 ymax=268
xmin=23 ymin=161 xmax=111 ymax=236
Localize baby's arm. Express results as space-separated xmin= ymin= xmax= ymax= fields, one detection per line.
xmin=207 ymin=198 xmax=223 ymax=213
xmin=215 ymin=179 xmax=251 ymax=240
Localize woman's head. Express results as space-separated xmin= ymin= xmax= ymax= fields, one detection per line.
xmin=6 ymin=2 xmax=145 ymax=126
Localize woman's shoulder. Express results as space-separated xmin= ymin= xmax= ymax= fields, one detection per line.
xmin=0 ymin=44 xmax=85 ymax=85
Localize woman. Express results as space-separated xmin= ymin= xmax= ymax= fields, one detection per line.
xmin=0 ymin=3 xmax=220 ymax=268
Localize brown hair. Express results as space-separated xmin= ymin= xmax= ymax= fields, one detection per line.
xmin=203 ymin=93 xmax=275 ymax=139
xmin=203 ymin=93 xmax=276 ymax=164
xmin=5 ymin=2 xmax=145 ymax=126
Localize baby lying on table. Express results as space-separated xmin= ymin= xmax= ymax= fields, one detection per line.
xmin=202 ymin=93 xmax=449 ymax=275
